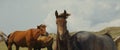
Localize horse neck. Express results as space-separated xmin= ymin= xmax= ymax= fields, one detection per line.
xmin=56 ymin=30 xmax=70 ymax=50
xmin=56 ymin=20 xmax=70 ymax=50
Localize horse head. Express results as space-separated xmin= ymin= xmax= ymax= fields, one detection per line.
xmin=37 ymin=24 xmax=47 ymax=36
xmin=55 ymin=10 xmax=70 ymax=40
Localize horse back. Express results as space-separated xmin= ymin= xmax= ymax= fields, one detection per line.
xmin=70 ymin=31 xmax=117 ymax=50
xmin=96 ymin=35 xmax=117 ymax=50
xmin=8 ymin=31 xmax=26 ymax=43
xmin=70 ymin=31 xmax=96 ymax=50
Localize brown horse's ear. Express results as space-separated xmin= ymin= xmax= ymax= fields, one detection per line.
xmin=37 ymin=25 xmax=40 ymax=29
xmin=64 ymin=10 xmax=66 ymax=14
xmin=55 ymin=10 xmax=58 ymax=18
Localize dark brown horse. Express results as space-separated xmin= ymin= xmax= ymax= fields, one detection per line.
xmin=7 ymin=24 xmax=48 ymax=50
xmin=55 ymin=10 xmax=117 ymax=50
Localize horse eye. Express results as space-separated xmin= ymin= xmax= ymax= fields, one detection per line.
xmin=56 ymin=22 xmax=58 ymax=24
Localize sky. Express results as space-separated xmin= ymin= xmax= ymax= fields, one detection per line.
xmin=0 ymin=0 xmax=120 ymax=35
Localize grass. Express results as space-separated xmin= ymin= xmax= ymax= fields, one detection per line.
xmin=0 ymin=42 xmax=55 ymax=50
xmin=0 ymin=42 xmax=48 ymax=50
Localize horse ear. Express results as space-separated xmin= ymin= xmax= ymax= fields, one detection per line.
xmin=55 ymin=10 xmax=58 ymax=18
xmin=37 ymin=25 xmax=40 ymax=29
xmin=64 ymin=10 xmax=69 ymax=19
xmin=64 ymin=10 xmax=66 ymax=14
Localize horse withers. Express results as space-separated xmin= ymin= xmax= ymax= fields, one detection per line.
xmin=55 ymin=10 xmax=117 ymax=50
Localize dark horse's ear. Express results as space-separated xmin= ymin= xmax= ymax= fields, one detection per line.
xmin=64 ymin=10 xmax=70 ymax=19
xmin=55 ymin=10 xmax=58 ymax=18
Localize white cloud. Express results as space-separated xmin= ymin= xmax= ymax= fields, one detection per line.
xmin=43 ymin=0 xmax=120 ymax=33
xmin=43 ymin=10 xmax=56 ymax=33
xmin=115 ymin=3 xmax=120 ymax=11
xmin=1 ymin=0 xmax=120 ymax=34
xmin=108 ymin=19 xmax=120 ymax=27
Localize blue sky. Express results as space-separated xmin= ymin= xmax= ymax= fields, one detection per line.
xmin=0 ymin=0 xmax=120 ymax=35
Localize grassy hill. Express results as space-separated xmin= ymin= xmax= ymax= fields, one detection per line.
xmin=95 ymin=27 xmax=120 ymax=39
xmin=95 ymin=27 xmax=120 ymax=50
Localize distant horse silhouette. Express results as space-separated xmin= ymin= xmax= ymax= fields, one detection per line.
xmin=0 ymin=31 xmax=7 ymax=43
xmin=7 ymin=24 xmax=49 ymax=50
xmin=55 ymin=10 xmax=117 ymax=50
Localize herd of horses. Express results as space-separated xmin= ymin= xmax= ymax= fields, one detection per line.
xmin=0 ymin=10 xmax=120 ymax=50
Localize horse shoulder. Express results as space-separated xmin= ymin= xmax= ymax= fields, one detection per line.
xmin=73 ymin=31 xmax=95 ymax=42
xmin=25 ymin=29 xmax=33 ymax=41
xmin=25 ymin=29 xmax=39 ymax=41
xmin=31 ymin=29 xmax=42 ymax=40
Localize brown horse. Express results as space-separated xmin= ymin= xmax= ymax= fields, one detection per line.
xmin=55 ymin=10 xmax=117 ymax=50
xmin=34 ymin=35 xmax=53 ymax=50
xmin=33 ymin=24 xmax=53 ymax=50
xmin=7 ymin=24 xmax=48 ymax=50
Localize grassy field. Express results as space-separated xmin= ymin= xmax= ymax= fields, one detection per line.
xmin=0 ymin=41 xmax=51 ymax=50
xmin=0 ymin=42 xmax=47 ymax=50
xmin=0 ymin=40 xmax=120 ymax=50
xmin=1 ymin=27 xmax=120 ymax=50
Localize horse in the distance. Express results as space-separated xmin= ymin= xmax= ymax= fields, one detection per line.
xmin=7 ymin=24 xmax=52 ymax=50
xmin=0 ymin=31 xmax=7 ymax=43
xmin=55 ymin=10 xmax=117 ymax=50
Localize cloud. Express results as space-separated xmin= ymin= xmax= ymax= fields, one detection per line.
xmin=108 ymin=19 xmax=120 ymax=27
xmin=43 ymin=0 xmax=120 ymax=33
xmin=0 ymin=0 xmax=120 ymax=34
xmin=43 ymin=10 xmax=56 ymax=33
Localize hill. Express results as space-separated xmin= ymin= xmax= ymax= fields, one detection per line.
xmin=95 ymin=27 xmax=120 ymax=39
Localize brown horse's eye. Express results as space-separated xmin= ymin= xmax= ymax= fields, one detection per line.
xmin=56 ymin=22 xmax=58 ymax=24
xmin=56 ymin=20 xmax=59 ymax=24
